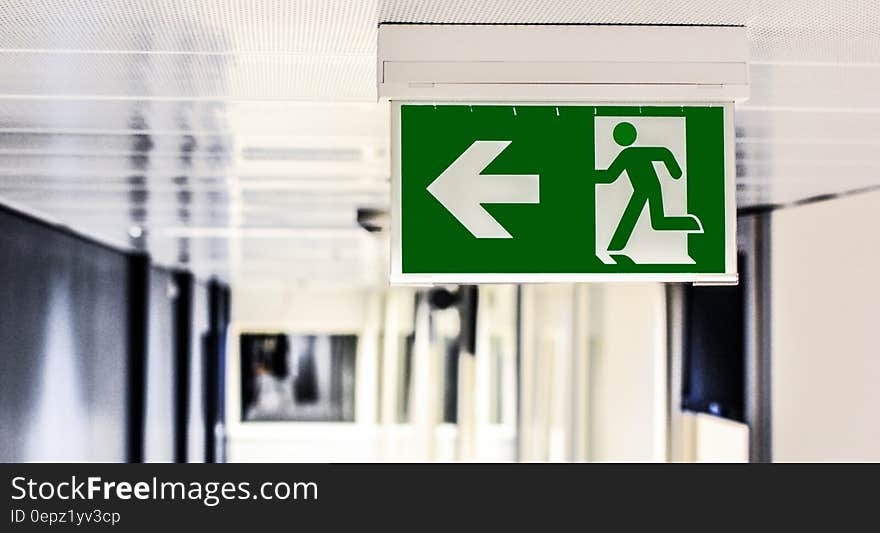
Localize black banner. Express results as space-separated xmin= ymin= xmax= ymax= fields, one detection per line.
xmin=1 ymin=464 xmax=873 ymax=530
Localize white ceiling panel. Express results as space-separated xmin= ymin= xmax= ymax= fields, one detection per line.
xmin=0 ymin=0 xmax=875 ymax=287
xmin=0 ymin=1 xmax=378 ymax=53
xmin=0 ymin=51 xmax=375 ymax=100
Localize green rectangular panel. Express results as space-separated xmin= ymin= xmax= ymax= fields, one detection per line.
xmin=392 ymin=102 xmax=735 ymax=283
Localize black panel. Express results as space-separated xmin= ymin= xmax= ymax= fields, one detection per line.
xmin=173 ymin=271 xmax=193 ymax=463
xmin=682 ymin=259 xmax=746 ymax=422
xmin=442 ymin=338 xmax=459 ymax=424
xmin=204 ymin=279 xmax=228 ymax=463
xmin=0 ymin=206 xmax=130 ymax=461
xmin=188 ymin=280 xmax=209 ymax=462
xmin=458 ymin=286 xmax=479 ymax=355
xmin=126 ymin=253 xmax=150 ymax=463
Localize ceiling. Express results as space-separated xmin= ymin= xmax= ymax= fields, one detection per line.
xmin=0 ymin=0 xmax=877 ymax=287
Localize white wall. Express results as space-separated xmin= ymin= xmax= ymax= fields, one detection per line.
xmin=519 ymin=285 xmax=581 ymax=461
xmin=771 ymin=190 xmax=880 ymax=461
xmin=227 ymin=286 xmax=380 ymax=462
xmin=588 ymin=283 xmax=667 ymax=462
xmin=233 ymin=286 xmax=372 ymax=332
xmin=519 ymin=283 xmax=667 ymax=462
xmin=689 ymin=413 xmax=749 ymax=463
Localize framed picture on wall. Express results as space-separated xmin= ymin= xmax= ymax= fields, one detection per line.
xmin=239 ymin=333 xmax=358 ymax=422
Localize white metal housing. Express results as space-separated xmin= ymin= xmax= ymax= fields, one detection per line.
xmin=378 ymin=24 xmax=749 ymax=101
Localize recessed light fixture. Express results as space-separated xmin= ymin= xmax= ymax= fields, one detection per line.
xmin=128 ymin=225 xmax=144 ymax=239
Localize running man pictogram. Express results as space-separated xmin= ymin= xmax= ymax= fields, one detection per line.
xmin=595 ymin=121 xmax=701 ymax=252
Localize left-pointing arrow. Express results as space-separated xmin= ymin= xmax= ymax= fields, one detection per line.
xmin=426 ymin=140 xmax=540 ymax=238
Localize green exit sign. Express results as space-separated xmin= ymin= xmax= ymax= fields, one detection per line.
xmin=391 ymin=103 xmax=736 ymax=283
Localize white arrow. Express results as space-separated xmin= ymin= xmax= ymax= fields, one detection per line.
xmin=426 ymin=140 xmax=539 ymax=238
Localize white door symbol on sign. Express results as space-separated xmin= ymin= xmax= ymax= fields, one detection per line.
xmin=594 ymin=116 xmax=703 ymax=265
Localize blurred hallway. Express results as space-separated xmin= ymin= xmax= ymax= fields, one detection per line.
xmin=2 ymin=1 xmax=880 ymax=463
